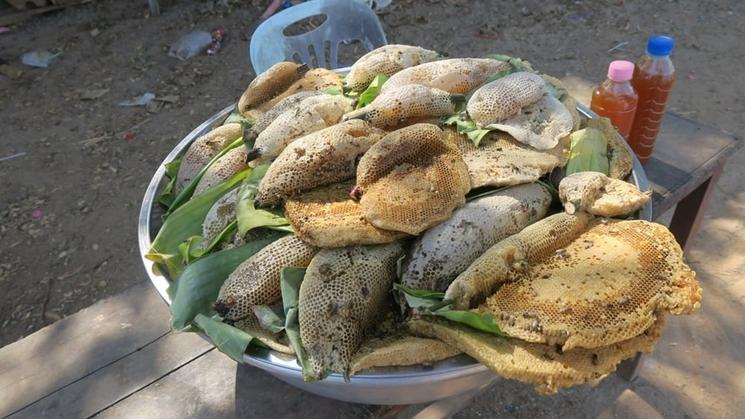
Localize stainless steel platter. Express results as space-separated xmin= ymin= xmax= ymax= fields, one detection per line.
xmin=138 ymin=102 xmax=651 ymax=405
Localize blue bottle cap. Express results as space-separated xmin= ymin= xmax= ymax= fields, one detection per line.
xmin=647 ymin=35 xmax=675 ymax=56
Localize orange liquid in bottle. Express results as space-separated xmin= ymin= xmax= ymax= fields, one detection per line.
xmin=590 ymin=79 xmax=638 ymax=140
xmin=628 ymin=54 xmax=675 ymax=164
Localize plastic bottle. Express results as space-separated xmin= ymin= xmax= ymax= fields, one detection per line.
xmin=628 ymin=35 xmax=676 ymax=164
xmin=590 ymin=60 xmax=638 ymax=140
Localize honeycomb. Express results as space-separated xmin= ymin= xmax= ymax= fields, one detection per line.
xmin=350 ymin=334 xmax=461 ymax=375
xmin=344 ymin=84 xmax=459 ymax=129
xmin=345 ymin=44 xmax=441 ymax=92
xmin=238 ymin=61 xmax=307 ymax=114
xmin=445 ymin=212 xmax=594 ymax=309
xmin=489 ymin=95 xmax=574 ymax=150
xmin=260 ymin=68 xmax=343 ymax=111
xmin=284 ymin=181 xmax=408 ymax=248
xmin=202 ymin=189 xmax=238 ymax=243
xmin=401 ymin=183 xmax=551 ymax=291
xmin=356 ymin=124 xmax=471 ymax=235
xmin=176 ymin=123 xmax=242 ymax=193
xmin=299 ymin=243 xmax=404 ymax=379
xmin=251 ymin=94 xmax=353 ymax=163
xmin=215 ymin=235 xmax=318 ymax=321
xmin=559 ymin=171 xmax=651 ymax=216
xmin=247 ymin=91 xmax=319 ymax=140
xmin=443 ymin=128 xmax=568 ymax=188
xmin=409 ymin=315 xmax=664 ymax=395
xmin=194 ymin=146 xmax=248 ymax=196
xmin=467 ymin=71 xmax=546 ymax=126
xmin=476 ymin=219 xmax=700 ymax=350
xmin=255 ymin=120 xmax=385 ymax=207
xmin=381 ymin=58 xmax=511 ymax=94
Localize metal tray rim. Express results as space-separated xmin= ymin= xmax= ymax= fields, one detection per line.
xmin=137 ymin=99 xmax=651 ymax=397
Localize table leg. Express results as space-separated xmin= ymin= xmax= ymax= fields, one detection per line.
xmin=668 ymin=164 xmax=724 ymax=253
xmin=617 ymin=352 xmax=644 ymax=382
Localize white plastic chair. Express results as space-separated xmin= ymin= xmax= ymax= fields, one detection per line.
xmin=249 ymin=0 xmax=387 ymax=74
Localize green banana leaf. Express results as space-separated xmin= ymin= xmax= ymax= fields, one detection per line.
xmin=236 ymin=164 xmax=292 ymax=236
xmin=157 ymin=158 xmax=182 ymax=209
xmin=193 ymin=314 xmax=255 ymax=362
xmin=222 ymin=111 xmax=254 ymax=131
xmin=485 ymin=54 xmax=536 ymax=73
xmin=177 ymin=220 xmax=238 ymax=265
xmin=324 ymin=86 xmax=343 ymax=96
xmin=443 ymin=112 xmax=492 ymax=147
xmin=252 ymin=305 xmax=286 ymax=333
xmin=146 ymin=169 xmax=249 ymax=276
xmin=544 ymin=80 xmax=568 ymax=101
xmin=169 ymin=233 xmax=285 ymax=331
xmin=355 ymin=74 xmax=388 ymax=109
xmin=280 ymin=267 xmax=314 ymax=380
xmin=565 ymin=127 xmax=610 ymax=176
xmin=165 ymin=137 xmax=244 ymax=216
xmin=435 ymin=310 xmax=504 ymax=336
xmin=396 ymin=284 xmax=506 ymax=337
xmin=394 ymin=283 xmax=447 ymax=310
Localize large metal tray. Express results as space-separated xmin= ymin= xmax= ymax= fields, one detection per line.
xmin=138 ymin=102 xmax=651 ymax=405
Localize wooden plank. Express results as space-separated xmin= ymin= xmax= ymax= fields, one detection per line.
xmin=0 ymin=5 xmax=63 ymax=26
xmin=9 ymin=332 xmax=213 ymax=419
xmin=0 ymin=282 xmax=172 ymax=417
xmin=96 ymin=351 xmax=374 ymax=418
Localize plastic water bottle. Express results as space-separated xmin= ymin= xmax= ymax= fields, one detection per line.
xmin=590 ymin=60 xmax=639 ymax=140
xmin=628 ymin=35 xmax=676 ymax=164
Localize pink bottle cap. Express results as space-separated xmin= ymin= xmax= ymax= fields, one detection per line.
xmin=607 ymin=60 xmax=635 ymax=82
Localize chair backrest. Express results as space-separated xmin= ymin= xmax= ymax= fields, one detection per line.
xmin=249 ymin=0 xmax=387 ymax=74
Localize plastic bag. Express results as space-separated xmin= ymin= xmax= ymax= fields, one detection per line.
xmin=168 ymin=31 xmax=212 ymax=60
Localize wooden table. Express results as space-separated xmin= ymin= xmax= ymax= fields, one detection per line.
xmin=1 ymin=104 xmax=740 ymax=418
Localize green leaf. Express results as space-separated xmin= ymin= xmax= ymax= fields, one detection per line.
xmin=466 ymin=129 xmax=492 ymax=147
xmin=166 ymin=138 xmax=244 ymax=216
xmin=565 ymin=127 xmax=610 ymax=176
xmin=442 ymin=112 xmax=496 ymax=147
xmin=355 ymin=74 xmax=388 ymax=109
xmin=394 ymin=283 xmax=445 ymax=300
xmin=236 ymin=164 xmax=292 ymax=236
xmin=536 ymin=179 xmax=560 ymax=205
xmin=252 ymin=305 xmax=286 ymax=333
xmin=146 ymin=169 xmax=249 ymax=276
xmin=394 ymin=283 xmax=449 ymax=311
xmin=223 ymin=111 xmax=254 ymax=131
xmin=484 ymin=54 xmax=536 ymax=73
xmin=280 ymin=267 xmax=315 ymax=381
xmin=324 ymin=86 xmax=343 ymax=96
xmin=177 ymin=220 xmax=238 ymax=264
xmin=434 ymin=310 xmax=506 ymax=336
xmin=157 ymin=159 xmax=182 ymax=209
xmin=193 ymin=314 xmax=254 ymax=362
xmin=169 ymin=233 xmax=284 ymax=330
xmin=544 ymin=82 xmax=564 ymax=100
xmin=395 ymin=284 xmax=505 ymax=337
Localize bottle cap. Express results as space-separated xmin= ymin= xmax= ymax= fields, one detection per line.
xmin=607 ymin=60 xmax=634 ymax=82
xmin=647 ymin=35 xmax=675 ymax=56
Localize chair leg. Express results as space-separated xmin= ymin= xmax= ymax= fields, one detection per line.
xmin=148 ymin=0 xmax=160 ymax=16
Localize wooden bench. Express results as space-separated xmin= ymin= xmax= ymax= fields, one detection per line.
xmin=1 ymin=85 xmax=740 ymax=418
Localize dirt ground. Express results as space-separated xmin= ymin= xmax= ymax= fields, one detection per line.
xmin=0 ymin=0 xmax=744 ymax=414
